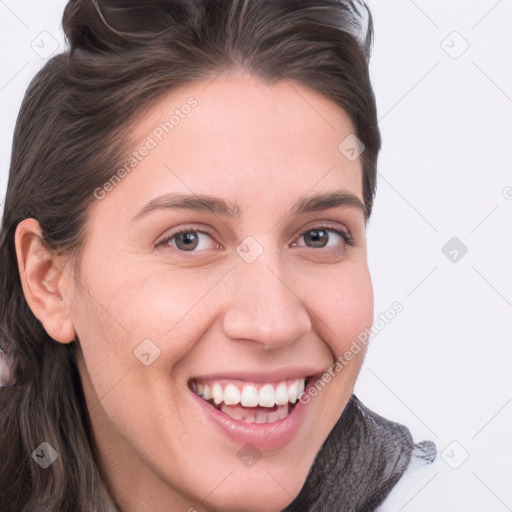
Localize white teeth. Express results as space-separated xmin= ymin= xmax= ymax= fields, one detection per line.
xmin=266 ymin=410 xmax=280 ymax=423
xmin=202 ymin=383 xmax=212 ymax=400
xmin=255 ymin=411 xmax=267 ymax=423
xmin=276 ymin=404 xmax=289 ymax=420
xmin=298 ymin=379 xmax=305 ymax=399
xmin=212 ymin=382 xmax=223 ymax=405
xmin=220 ymin=404 xmax=289 ymax=424
xmin=258 ymin=384 xmax=275 ymax=407
xmin=275 ymin=383 xmax=288 ymax=406
xmin=223 ymin=384 xmax=241 ymax=405
xmin=193 ymin=378 xmax=307 ymax=408
xmin=241 ymin=385 xmax=259 ymax=407
xmin=220 ymin=404 xmax=243 ymax=420
xmin=288 ymin=381 xmax=299 ymax=404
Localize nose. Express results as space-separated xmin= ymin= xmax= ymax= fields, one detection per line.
xmin=222 ymin=248 xmax=311 ymax=350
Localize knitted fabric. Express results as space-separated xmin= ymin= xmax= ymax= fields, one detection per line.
xmin=283 ymin=394 xmax=435 ymax=512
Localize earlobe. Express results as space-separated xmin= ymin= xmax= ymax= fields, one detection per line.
xmin=14 ymin=218 xmax=76 ymax=344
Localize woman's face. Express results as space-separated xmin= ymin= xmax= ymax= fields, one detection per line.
xmin=68 ymin=74 xmax=373 ymax=511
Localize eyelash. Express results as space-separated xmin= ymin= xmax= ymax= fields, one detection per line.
xmin=155 ymin=224 xmax=355 ymax=255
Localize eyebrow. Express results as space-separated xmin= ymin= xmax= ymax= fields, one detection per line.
xmin=132 ymin=190 xmax=367 ymax=221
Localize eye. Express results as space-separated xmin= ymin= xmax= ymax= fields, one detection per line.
xmin=155 ymin=224 xmax=354 ymax=256
xmin=155 ymin=228 xmax=219 ymax=253
xmin=291 ymin=225 xmax=354 ymax=250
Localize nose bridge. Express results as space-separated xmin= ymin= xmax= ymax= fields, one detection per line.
xmin=222 ymin=243 xmax=311 ymax=348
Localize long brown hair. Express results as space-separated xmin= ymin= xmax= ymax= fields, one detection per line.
xmin=0 ymin=1 xmax=381 ymax=510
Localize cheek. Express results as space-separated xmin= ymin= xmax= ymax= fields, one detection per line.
xmin=336 ymin=271 xmax=373 ymax=351
xmin=70 ymin=260 xmax=225 ymax=376
xmin=300 ymin=262 xmax=374 ymax=355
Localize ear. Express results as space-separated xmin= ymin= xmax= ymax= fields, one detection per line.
xmin=14 ymin=218 xmax=76 ymax=344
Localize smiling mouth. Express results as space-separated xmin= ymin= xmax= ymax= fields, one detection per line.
xmin=189 ymin=377 xmax=312 ymax=424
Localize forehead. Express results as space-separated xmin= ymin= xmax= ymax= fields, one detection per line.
xmin=94 ymin=74 xmax=364 ymax=222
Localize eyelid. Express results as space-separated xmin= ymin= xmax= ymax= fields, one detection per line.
xmin=154 ymin=224 xmax=219 ymax=250
xmin=295 ymin=220 xmax=352 ymax=238
xmin=291 ymin=222 xmax=354 ymax=248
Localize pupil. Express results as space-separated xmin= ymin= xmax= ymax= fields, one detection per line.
xmin=177 ymin=232 xmax=198 ymax=250
xmin=306 ymin=229 xmax=327 ymax=247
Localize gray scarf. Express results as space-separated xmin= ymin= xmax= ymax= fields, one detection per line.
xmin=283 ymin=394 xmax=436 ymax=512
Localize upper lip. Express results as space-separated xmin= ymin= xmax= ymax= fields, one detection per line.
xmin=189 ymin=367 xmax=324 ymax=384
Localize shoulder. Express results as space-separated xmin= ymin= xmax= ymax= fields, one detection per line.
xmin=377 ymin=439 xmax=438 ymax=512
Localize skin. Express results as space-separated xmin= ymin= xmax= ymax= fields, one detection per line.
xmin=15 ymin=74 xmax=374 ymax=512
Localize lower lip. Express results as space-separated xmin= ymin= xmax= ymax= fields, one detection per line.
xmin=189 ymin=386 xmax=311 ymax=452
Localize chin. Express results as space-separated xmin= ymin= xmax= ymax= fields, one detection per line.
xmin=203 ymin=482 xmax=299 ymax=512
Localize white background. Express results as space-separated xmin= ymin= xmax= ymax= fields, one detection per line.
xmin=1 ymin=1 xmax=511 ymax=511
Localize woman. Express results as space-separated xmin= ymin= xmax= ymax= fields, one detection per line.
xmin=0 ymin=0 xmax=436 ymax=510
